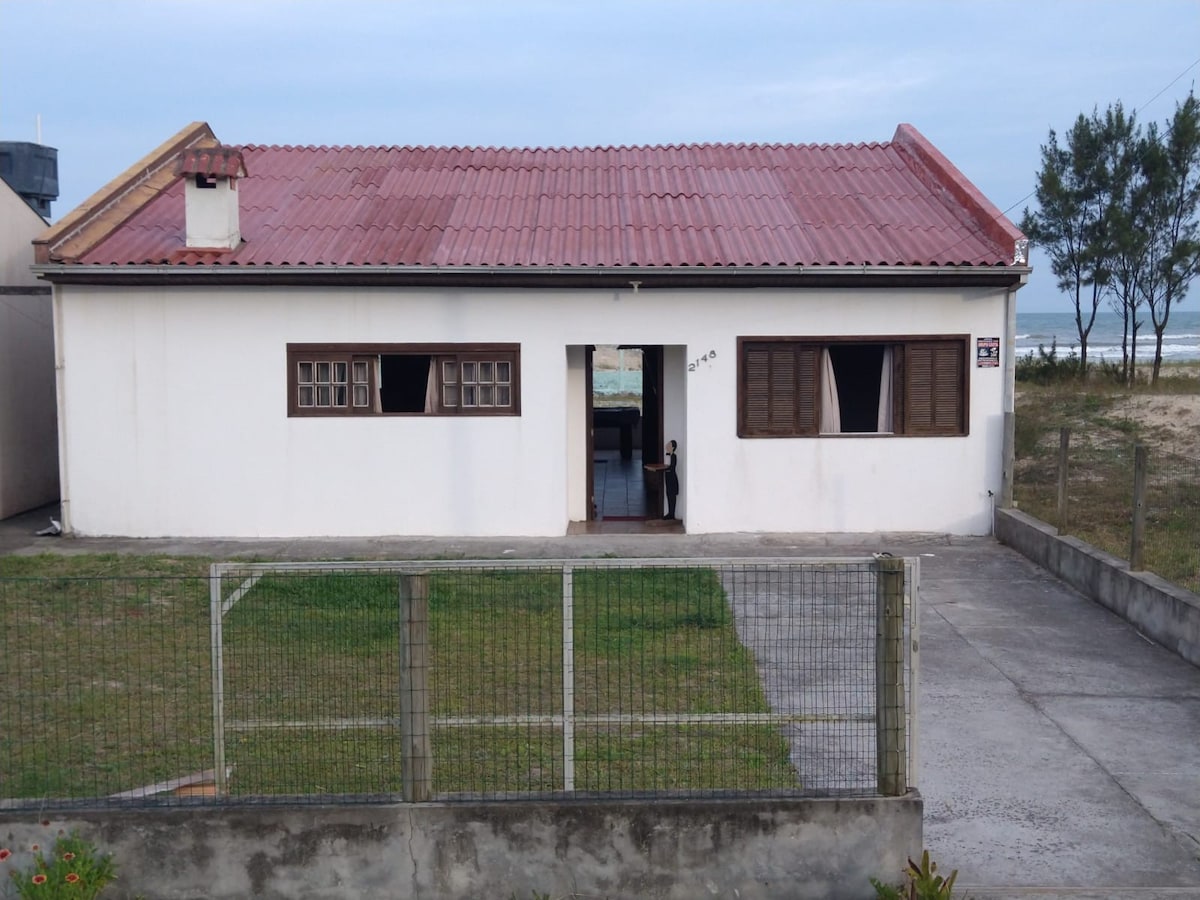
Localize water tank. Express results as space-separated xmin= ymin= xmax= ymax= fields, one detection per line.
xmin=0 ymin=141 xmax=59 ymax=219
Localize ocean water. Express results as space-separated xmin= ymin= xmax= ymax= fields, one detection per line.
xmin=592 ymin=310 xmax=1199 ymax=395
xmin=594 ymin=369 xmax=642 ymax=396
xmin=1017 ymin=310 xmax=1200 ymax=363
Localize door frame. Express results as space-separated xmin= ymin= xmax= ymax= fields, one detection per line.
xmin=585 ymin=345 xmax=595 ymax=520
xmin=639 ymin=345 xmax=665 ymax=516
xmin=581 ymin=344 xmax=665 ymax=523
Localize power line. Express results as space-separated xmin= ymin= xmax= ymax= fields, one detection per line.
xmin=938 ymin=55 xmax=1200 ymax=262
xmin=0 ymin=295 xmax=54 ymax=333
xmin=1133 ymin=57 xmax=1200 ymax=118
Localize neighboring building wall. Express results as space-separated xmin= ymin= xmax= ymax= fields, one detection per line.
xmin=55 ymin=283 xmax=1007 ymax=537
xmin=0 ymin=183 xmax=58 ymax=518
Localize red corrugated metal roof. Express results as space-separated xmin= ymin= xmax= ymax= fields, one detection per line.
xmin=67 ymin=125 xmax=1024 ymax=268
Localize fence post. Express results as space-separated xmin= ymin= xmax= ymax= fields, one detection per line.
xmin=1130 ymin=445 xmax=1148 ymax=571
xmin=562 ymin=566 xmax=576 ymax=792
xmin=399 ymin=572 xmax=432 ymax=802
xmin=876 ymin=555 xmax=906 ymax=797
xmin=1000 ymin=410 xmax=1015 ymax=508
xmin=1057 ymin=427 xmax=1071 ymax=530
xmin=209 ymin=566 xmax=228 ymax=797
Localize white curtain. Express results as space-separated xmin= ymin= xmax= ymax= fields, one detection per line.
xmin=373 ymin=357 xmax=383 ymax=413
xmin=819 ymin=348 xmax=841 ymax=434
xmin=877 ymin=346 xmax=894 ymax=432
xmin=424 ymin=357 xmax=438 ymax=413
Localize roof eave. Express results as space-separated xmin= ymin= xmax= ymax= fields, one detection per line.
xmin=33 ymin=263 xmax=1031 ymax=290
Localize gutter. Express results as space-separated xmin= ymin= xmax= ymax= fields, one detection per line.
xmin=52 ymin=286 xmax=71 ymax=534
xmin=33 ymin=263 xmax=1032 ymax=290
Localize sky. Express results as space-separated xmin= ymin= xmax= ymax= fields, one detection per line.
xmin=2 ymin=0 xmax=1198 ymax=313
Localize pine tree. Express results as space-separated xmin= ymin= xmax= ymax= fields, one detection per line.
xmin=1139 ymin=92 xmax=1200 ymax=383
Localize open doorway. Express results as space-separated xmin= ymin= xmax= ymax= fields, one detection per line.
xmin=583 ymin=345 xmax=678 ymax=531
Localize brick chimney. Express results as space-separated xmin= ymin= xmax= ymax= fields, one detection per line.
xmin=174 ymin=145 xmax=247 ymax=250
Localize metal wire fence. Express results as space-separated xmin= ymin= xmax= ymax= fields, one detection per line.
xmin=1 ymin=557 xmax=917 ymax=810
xmin=1016 ymin=435 xmax=1200 ymax=594
xmin=1146 ymin=450 xmax=1200 ymax=594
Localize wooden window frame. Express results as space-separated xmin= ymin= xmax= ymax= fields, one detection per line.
xmin=287 ymin=343 xmax=521 ymax=417
xmin=737 ymin=335 xmax=969 ymax=438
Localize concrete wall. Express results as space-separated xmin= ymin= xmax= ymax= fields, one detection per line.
xmin=0 ymin=180 xmax=58 ymax=518
xmin=54 ymin=281 xmax=1009 ymax=537
xmin=995 ymin=507 xmax=1200 ymax=667
xmin=0 ymin=795 xmax=922 ymax=900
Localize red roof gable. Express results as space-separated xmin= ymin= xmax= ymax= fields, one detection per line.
xmin=45 ymin=123 xmax=1026 ymax=271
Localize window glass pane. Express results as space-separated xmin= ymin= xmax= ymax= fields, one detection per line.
xmin=292 ymin=346 xmax=517 ymax=415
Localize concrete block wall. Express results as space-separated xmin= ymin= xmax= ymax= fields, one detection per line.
xmin=995 ymin=507 xmax=1200 ymax=667
xmin=0 ymin=795 xmax=922 ymax=899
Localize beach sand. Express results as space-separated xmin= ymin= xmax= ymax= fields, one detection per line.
xmin=1109 ymin=391 xmax=1200 ymax=457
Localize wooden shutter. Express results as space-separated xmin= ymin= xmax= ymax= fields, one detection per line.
xmin=740 ymin=342 xmax=818 ymax=436
xmin=904 ymin=341 xmax=965 ymax=435
xmin=795 ymin=347 xmax=818 ymax=433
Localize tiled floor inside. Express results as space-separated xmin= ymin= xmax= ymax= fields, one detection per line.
xmin=568 ymin=450 xmax=684 ymax=535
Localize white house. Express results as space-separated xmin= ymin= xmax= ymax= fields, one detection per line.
xmin=0 ymin=167 xmax=58 ymax=519
xmin=34 ymin=122 xmax=1028 ymax=538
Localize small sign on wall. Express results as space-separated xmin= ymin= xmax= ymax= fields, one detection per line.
xmin=976 ymin=337 xmax=1000 ymax=368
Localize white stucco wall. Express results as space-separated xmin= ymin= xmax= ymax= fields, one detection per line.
xmin=0 ymin=182 xmax=58 ymax=518
xmin=55 ymin=281 xmax=1012 ymax=537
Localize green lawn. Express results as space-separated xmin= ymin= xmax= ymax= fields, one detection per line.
xmin=0 ymin=559 xmax=213 ymax=800
xmin=1 ymin=561 xmax=797 ymax=802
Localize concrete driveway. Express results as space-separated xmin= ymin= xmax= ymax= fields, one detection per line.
xmin=916 ymin=541 xmax=1200 ymax=899
xmin=2 ymin=508 xmax=1198 ymax=898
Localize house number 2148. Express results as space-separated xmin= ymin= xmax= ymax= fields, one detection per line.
xmin=687 ymin=350 xmax=717 ymax=372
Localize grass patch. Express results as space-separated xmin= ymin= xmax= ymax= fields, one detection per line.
xmin=573 ymin=724 xmax=795 ymax=792
xmin=0 ymin=553 xmax=211 ymax=579
xmin=0 ymin=569 xmax=213 ymax=800
xmin=3 ymin=564 xmax=796 ymax=801
xmin=1015 ymin=380 xmax=1200 ymax=593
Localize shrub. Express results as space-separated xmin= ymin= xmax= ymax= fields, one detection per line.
xmin=871 ymin=849 xmax=971 ymax=899
xmin=1 ymin=829 xmax=117 ymax=899
xmin=1015 ymin=339 xmax=1081 ymax=385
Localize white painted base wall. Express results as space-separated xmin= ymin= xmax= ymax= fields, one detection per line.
xmin=55 ymin=283 xmax=1011 ymax=537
